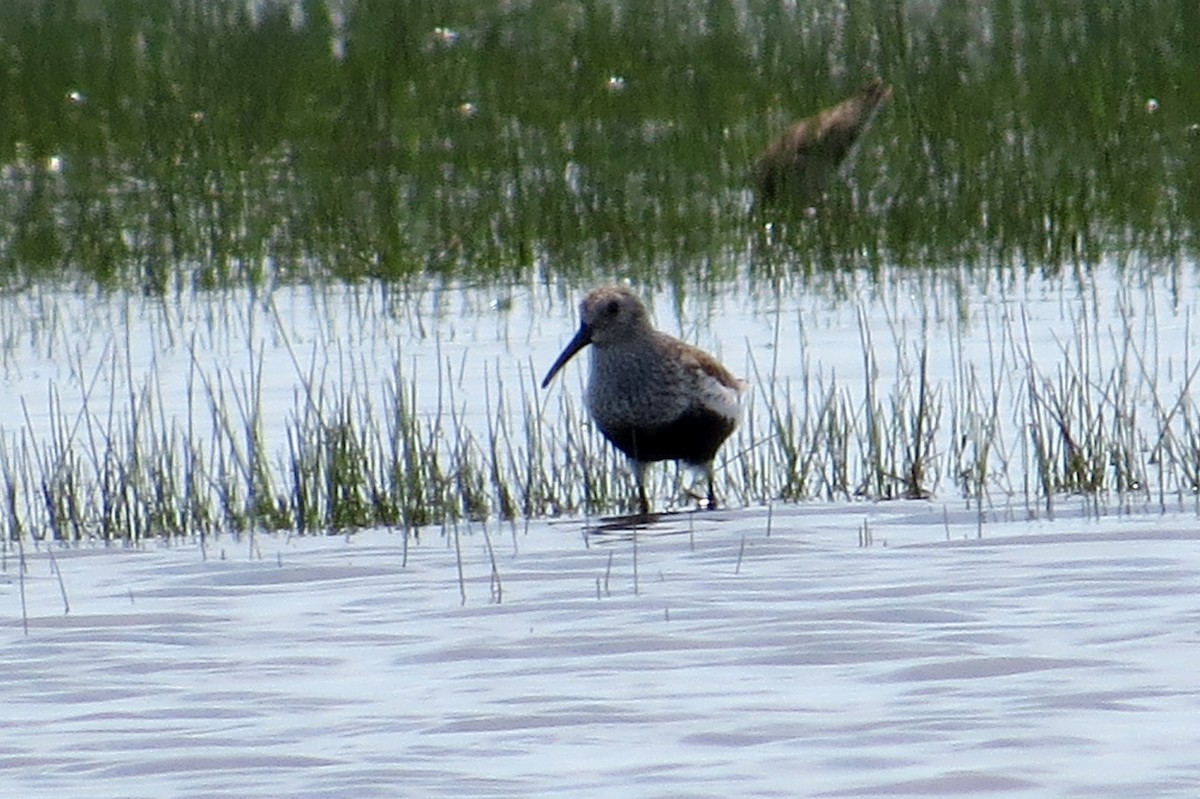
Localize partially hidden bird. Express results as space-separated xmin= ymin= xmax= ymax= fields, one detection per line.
xmin=754 ymin=77 xmax=892 ymax=206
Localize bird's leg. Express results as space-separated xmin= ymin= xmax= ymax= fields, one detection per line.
xmin=705 ymin=462 xmax=719 ymax=510
xmin=634 ymin=461 xmax=650 ymax=515
xmin=686 ymin=463 xmax=720 ymax=509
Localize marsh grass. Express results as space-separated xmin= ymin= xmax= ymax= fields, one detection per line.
xmin=2 ymin=0 xmax=1200 ymax=541
xmin=2 ymin=0 xmax=1198 ymax=290
xmin=1 ymin=274 xmax=1198 ymax=544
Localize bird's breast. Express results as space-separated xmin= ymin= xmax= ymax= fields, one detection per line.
xmin=585 ymin=344 xmax=742 ymax=431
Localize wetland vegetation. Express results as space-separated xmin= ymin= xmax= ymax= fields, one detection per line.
xmin=2 ymin=0 xmax=1199 ymax=541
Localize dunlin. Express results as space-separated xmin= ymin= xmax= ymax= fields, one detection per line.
xmin=541 ymin=285 xmax=745 ymax=514
xmin=754 ymin=78 xmax=892 ymax=205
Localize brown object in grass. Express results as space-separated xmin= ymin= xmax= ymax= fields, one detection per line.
xmin=753 ymin=78 xmax=893 ymax=206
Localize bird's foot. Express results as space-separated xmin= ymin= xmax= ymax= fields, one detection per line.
xmin=684 ymin=488 xmax=719 ymax=510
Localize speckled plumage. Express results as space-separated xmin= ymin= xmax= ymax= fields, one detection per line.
xmin=542 ymin=285 xmax=745 ymax=514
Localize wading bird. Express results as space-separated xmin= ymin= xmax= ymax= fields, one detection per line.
xmin=542 ymin=285 xmax=745 ymax=515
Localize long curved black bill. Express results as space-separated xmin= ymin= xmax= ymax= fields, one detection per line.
xmin=541 ymin=324 xmax=592 ymax=388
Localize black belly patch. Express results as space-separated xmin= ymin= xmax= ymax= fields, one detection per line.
xmin=598 ymin=408 xmax=736 ymax=465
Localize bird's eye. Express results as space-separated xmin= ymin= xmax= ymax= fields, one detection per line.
xmin=606 ymin=300 xmax=620 ymax=316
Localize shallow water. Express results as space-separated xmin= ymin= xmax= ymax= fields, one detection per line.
xmin=4 ymin=2 xmax=1200 ymax=789
xmin=4 ymin=501 xmax=1200 ymax=797
xmin=3 ymin=256 xmax=1200 ymax=529
xmin=4 ymin=0 xmax=1200 ymax=528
